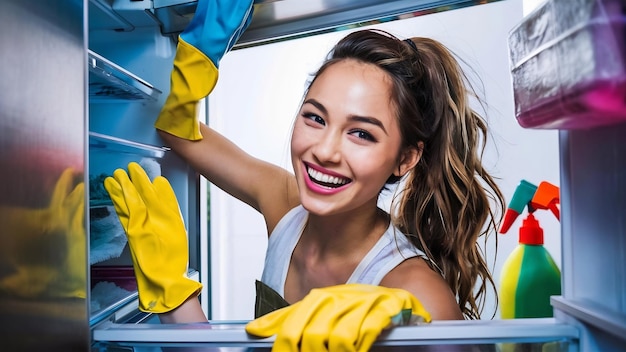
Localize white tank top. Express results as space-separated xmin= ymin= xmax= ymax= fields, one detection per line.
xmin=261 ymin=205 xmax=428 ymax=297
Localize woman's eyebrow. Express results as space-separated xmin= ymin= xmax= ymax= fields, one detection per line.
xmin=303 ymin=98 xmax=327 ymax=115
xmin=303 ymin=98 xmax=388 ymax=135
xmin=348 ymin=115 xmax=388 ymax=135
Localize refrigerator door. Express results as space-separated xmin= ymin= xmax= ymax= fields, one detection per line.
xmin=0 ymin=0 xmax=90 ymax=350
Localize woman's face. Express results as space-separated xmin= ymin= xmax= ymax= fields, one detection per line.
xmin=291 ymin=59 xmax=415 ymax=216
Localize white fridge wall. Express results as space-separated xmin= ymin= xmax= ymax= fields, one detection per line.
xmin=208 ymin=0 xmax=562 ymax=320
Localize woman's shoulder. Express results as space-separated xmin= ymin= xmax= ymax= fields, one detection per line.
xmin=380 ymin=257 xmax=464 ymax=320
xmin=269 ymin=205 xmax=306 ymax=234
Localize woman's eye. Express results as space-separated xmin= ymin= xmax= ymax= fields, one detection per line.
xmin=350 ymin=130 xmax=376 ymax=142
xmin=303 ymin=113 xmax=325 ymax=126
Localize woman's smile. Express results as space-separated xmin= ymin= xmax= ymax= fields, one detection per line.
xmin=303 ymin=162 xmax=352 ymax=195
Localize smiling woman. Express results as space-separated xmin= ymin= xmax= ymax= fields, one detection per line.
xmin=103 ymin=0 xmax=506 ymax=349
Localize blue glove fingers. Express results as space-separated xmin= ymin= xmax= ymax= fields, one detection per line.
xmin=181 ymin=0 xmax=254 ymax=66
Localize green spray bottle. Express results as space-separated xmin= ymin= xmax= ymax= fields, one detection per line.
xmin=499 ymin=180 xmax=561 ymax=318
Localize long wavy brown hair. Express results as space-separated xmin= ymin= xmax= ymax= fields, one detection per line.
xmin=308 ymin=29 xmax=505 ymax=319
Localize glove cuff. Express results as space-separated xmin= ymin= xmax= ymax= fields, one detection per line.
xmin=138 ymin=276 xmax=203 ymax=314
xmin=154 ymin=38 xmax=219 ymax=141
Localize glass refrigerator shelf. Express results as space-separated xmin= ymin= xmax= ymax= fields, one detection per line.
xmin=88 ymin=50 xmax=162 ymax=102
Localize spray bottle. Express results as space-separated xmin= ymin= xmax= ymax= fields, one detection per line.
xmin=499 ymin=180 xmax=561 ymax=318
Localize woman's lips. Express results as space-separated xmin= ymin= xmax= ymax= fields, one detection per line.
xmin=302 ymin=162 xmax=352 ymax=195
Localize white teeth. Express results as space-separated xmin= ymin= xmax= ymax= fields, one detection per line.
xmin=307 ymin=168 xmax=349 ymax=186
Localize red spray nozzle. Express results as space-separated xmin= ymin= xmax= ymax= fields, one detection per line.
xmin=531 ymin=181 xmax=560 ymax=221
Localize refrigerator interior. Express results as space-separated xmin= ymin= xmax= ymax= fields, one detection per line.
xmin=86 ymin=0 xmax=575 ymax=351
xmin=87 ymin=0 xmax=624 ymax=351
xmin=1 ymin=0 xmax=622 ymax=351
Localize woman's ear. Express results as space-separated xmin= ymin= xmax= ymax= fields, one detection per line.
xmin=394 ymin=142 xmax=423 ymax=177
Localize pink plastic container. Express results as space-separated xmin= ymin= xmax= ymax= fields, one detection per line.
xmin=509 ymin=0 xmax=626 ymax=129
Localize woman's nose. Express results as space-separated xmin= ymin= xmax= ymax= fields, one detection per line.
xmin=312 ymin=131 xmax=342 ymax=164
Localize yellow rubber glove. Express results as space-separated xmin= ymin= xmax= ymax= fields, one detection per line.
xmin=245 ymin=284 xmax=432 ymax=352
xmin=104 ymin=162 xmax=202 ymax=313
xmin=154 ymin=0 xmax=254 ymax=140
xmin=0 ymin=168 xmax=86 ymax=299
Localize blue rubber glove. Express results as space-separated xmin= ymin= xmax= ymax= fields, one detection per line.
xmin=155 ymin=0 xmax=254 ymax=140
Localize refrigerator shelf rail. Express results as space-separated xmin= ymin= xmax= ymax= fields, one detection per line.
xmin=90 ymin=290 xmax=140 ymax=327
xmin=88 ymin=50 xmax=162 ymax=102
xmin=552 ymin=297 xmax=626 ymax=342
xmin=89 ymin=132 xmax=169 ymax=159
xmin=93 ymin=317 xmax=579 ymax=349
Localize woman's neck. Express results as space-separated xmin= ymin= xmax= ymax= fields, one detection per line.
xmin=302 ymin=205 xmax=389 ymax=257
xmin=284 ymin=204 xmax=391 ymax=302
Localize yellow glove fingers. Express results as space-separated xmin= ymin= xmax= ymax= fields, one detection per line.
xmin=390 ymin=288 xmax=432 ymax=323
xmin=354 ymin=299 xmax=397 ymax=352
xmin=49 ymin=168 xmax=75 ymax=208
xmin=104 ymin=172 xmax=131 ymax=232
xmin=127 ymin=162 xmax=159 ymax=207
xmin=105 ymin=167 xmax=154 ymax=287
xmin=111 ymin=166 xmax=141 ymax=203
xmin=273 ymin=293 xmax=336 ymax=352
xmin=66 ymin=182 xmax=85 ymax=231
xmin=127 ymin=163 xmax=187 ymax=239
xmin=336 ymin=292 xmax=401 ymax=352
xmin=354 ymin=290 xmax=431 ymax=351
xmin=153 ymin=176 xmax=178 ymax=209
xmin=54 ymin=182 xmax=87 ymax=299
xmin=327 ymin=296 xmax=379 ymax=352
xmin=113 ymin=166 xmax=149 ymax=226
xmin=245 ymin=304 xmax=296 ymax=337
xmin=299 ymin=296 xmax=347 ymax=352
xmin=408 ymin=295 xmax=432 ymax=323
xmin=153 ymin=175 xmax=187 ymax=231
